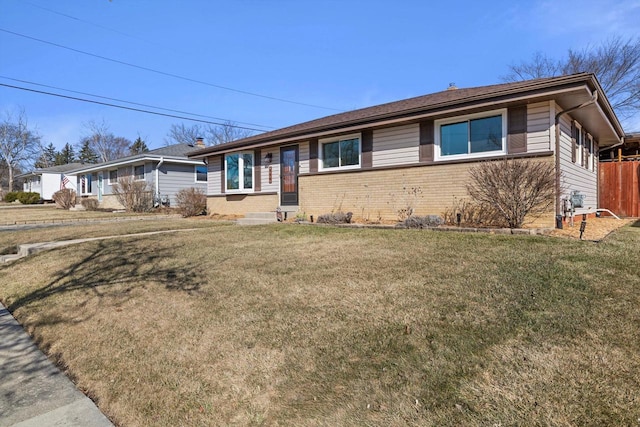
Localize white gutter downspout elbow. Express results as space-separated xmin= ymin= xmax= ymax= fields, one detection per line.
xmin=155 ymin=157 xmax=164 ymax=199
xmin=554 ymin=90 xmax=598 ymax=224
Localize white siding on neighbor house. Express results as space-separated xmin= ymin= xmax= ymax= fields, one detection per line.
xmin=527 ymin=101 xmax=553 ymax=153
xmin=372 ymin=123 xmax=420 ymax=167
xmin=207 ymin=155 xmax=222 ymax=195
xmin=298 ymin=141 xmax=310 ymax=175
xmin=558 ymin=114 xmax=599 ymax=214
xmin=260 ymin=148 xmax=280 ymax=193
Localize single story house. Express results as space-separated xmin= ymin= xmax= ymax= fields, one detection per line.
xmin=67 ymin=143 xmax=208 ymax=209
xmin=16 ymin=163 xmax=83 ymax=200
xmin=189 ymin=73 xmax=624 ymax=228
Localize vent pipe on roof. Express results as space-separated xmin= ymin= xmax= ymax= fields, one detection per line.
xmin=447 ymin=83 xmax=458 ymax=90
xmin=195 ymin=137 xmax=205 ymax=148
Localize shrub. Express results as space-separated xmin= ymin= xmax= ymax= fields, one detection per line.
xmin=175 ymin=187 xmax=207 ymax=217
xmin=403 ymin=215 xmax=444 ymax=228
xmin=442 ymin=198 xmax=507 ymax=228
xmin=466 ymin=158 xmax=556 ymax=228
xmin=53 ymin=189 xmax=77 ymax=210
xmin=81 ymin=198 xmax=99 ymax=211
xmin=3 ymin=191 xmax=19 ymax=203
xmin=112 ymin=175 xmax=153 ymax=212
xmin=317 ymin=211 xmax=353 ymax=224
xmin=17 ymin=192 xmax=41 ymax=204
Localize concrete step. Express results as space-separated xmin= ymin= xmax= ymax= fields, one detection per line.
xmin=244 ymin=212 xmax=277 ymax=220
xmin=236 ymin=218 xmax=278 ymax=226
xmin=0 ymin=254 xmax=23 ymax=263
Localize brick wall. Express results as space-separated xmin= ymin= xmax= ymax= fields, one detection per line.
xmin=207 ymin=193 xmax=279 ymax=215
xmin=299 ymin=158 xmax=556 ymax=228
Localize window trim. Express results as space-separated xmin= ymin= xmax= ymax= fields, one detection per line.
xmin=195 ymin=164 xmax=208 ymax=183
xmin=225 ymin=151 xmax=254 ymax=193
xmin=319 ymin=133 xmax=361 ymax=171
xmin=108 ymin=169 xmax=118 ymax=185
xmin=133 ymin=164 xmax=145 ymax=181
xmin=434 ymin=109 xmax=507 ymax=161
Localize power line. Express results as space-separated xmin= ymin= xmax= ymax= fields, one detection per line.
xmin=0 ymin=76 xmax=275 ymax=130
xmin=19 ymin=0 xmax=158 ymax=47
xmin=0 ymin=28 xmax=345 ymax=112
xmin=0 ymin=82 xmax=269 ymax=133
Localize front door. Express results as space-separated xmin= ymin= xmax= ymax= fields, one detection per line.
xmin=280 ymin=145 xmax=298 ymax=205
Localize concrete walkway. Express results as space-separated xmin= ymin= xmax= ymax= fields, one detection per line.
xmin=1 ymin=228 xmax=200 ymax=263
xmin=0 ymin=303 xmax=113 ymax=427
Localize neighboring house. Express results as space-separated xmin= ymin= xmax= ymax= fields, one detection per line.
xmin=16 ymin=163 xmax=82 ymax=200
xmin=67 ymin=143 xmax=207 ymax=209
xmin=189 ymin=73 xmax=624 ymax=228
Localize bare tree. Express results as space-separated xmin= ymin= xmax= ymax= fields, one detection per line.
xmin=164 ymin=123 xmax=203 ymax=146
xmin=466 ymin=158 xmax=556 ymax=229
xmin=0 ymin=108 xmax=41 ymax=191
xmin=165 ymin=121 xmax=254 ymax=147
xmin=79 ymin=119 xmax=131 ymax=162
xmin=503 ymin=36 xmax=640 ymax=121
xmin=204 ymin=120 xmax=254 ymax=145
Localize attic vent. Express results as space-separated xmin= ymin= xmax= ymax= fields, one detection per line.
xmin=447 ymin=83 xmax=458 ymax=90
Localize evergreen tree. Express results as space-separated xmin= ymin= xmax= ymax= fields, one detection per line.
xmin=129 ymin=136 xmax=149 ymax=155
xmin=55 ymin=143 xmax=76 ymax=165
xmin=34 ymin=143 xmax=59 ymax=168
xmin=78 ymin=139 xmax=99 ymax=164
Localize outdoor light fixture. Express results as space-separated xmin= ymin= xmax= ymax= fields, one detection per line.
xmin=264 ymin=153 xmax=273 ymax=164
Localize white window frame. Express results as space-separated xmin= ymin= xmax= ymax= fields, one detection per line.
xmin=225 ymin=151 xmax=254 ymax=193
xmin=435 ymin=109 xmax=507 ymax=161
xmin=108 ymin=169 xmax=118 ymax=185
xmin=80 ymin=174 xmax=93 ymax=195
xmin=195 ymin=164 xmax=208 ymax=183
xmin=319 ymin=133 xmax=361 ymax=171
xmin=134 ymin=164 xmax=145 ymax=181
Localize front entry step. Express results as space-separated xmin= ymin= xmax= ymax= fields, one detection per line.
xmin=236 ymin=212 xmax=278 ymax=226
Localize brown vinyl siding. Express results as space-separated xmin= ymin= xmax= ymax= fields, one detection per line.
xmin=507 ymin=105 xmax=527 ymax=154
xmin=419 ymin=120 xmax=434 ymax=162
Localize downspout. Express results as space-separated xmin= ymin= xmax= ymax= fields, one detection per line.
xmin=553 ymin=90 xmax=598 ymax=225
xmin=155 ymin=157 xmax=164 ymax=204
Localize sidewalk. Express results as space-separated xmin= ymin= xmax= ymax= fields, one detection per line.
xmin=0 ymin=303 xmax=114 ymax=427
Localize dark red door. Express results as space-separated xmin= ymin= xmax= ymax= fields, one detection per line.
xmin=280 ymin=146 xmax=298 ymax=205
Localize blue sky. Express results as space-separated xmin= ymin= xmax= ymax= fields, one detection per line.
xmin=1 ymin=0 xmax=639 ymax=151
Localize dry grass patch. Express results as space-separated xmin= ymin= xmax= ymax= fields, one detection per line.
xmin=1 ymin=223 xmax=639 ymax=426
xmin=0 ymin=218 xmax=231 ymax=255
xmin=0 ymin=204 xmax=157 ymax=225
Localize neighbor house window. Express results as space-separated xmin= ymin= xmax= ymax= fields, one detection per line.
xmin=195 ymin=165 xmax=207 ymax=182
xmin=81 ymin=174 xmax=92 ymax=194
xmin=225 ymin=152 xmax=253 ymax=191
xmin=134 ymin=165 xmax=145 ymax=181
xmin=108 ymin=169 xmax=118 ymax=184
xmin=436 ymin=110 xmax=507 ymax=160
xmin=320 ymin=134 xmax=360 ymax=170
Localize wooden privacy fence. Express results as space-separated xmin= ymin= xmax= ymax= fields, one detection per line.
xmin=599 ymin=161 xmax=640 ymax=217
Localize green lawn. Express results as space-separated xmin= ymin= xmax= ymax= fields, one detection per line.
xmin=1 ymin=222 xmax=639 ymax=426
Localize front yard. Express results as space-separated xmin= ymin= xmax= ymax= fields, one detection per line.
xmin=1 ymin=220 xmax=639 ymax=426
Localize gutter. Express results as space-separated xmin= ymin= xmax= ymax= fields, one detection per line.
xmin=553 ymin=90 xmax=598 ymax=221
